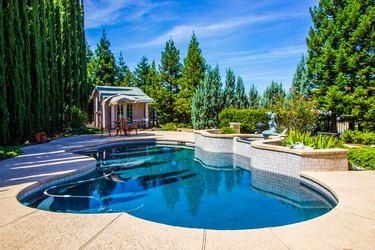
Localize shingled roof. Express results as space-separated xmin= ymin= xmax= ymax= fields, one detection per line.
xmin=91 ymin=86 xmax=154 ymax=103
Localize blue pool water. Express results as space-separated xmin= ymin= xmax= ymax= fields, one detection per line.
xmin=23 ymin=144 xmax=336 ymax=230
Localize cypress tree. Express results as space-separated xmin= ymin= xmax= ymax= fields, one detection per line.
xmin=70 ymin=0 xmax=80 ymax=107
xmin=62 ymin=0 xmax=73 ymax=116
xmin=0 ymin=0 xmax=10 ymax=145
xmin=145 ymin=60 xmax=163 ymax=126
xmin=78 ymin=0 xmax=88 ymax=111
xmin=4 ymin=0 xmax=27 ymax=144
xmin=235 ymin=76 xmax=249 ymax=109
xmin=38 ymin=0 xmax=50 ymax=133
xmin=224 ymin=68 xmax=236 ymax=108
xmin=54 ymin=1 xmax=64 ymax=131
xmin=28 ymin=0 xmax=43 ymax=132
xmin=45 ymin=0 xmax=59 ymax=131
xmin=20 ymin=0 xmax=32 ymax=140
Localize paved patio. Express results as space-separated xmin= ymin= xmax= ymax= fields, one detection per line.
xmin=0 ymin=131 xmax=374 ymax=249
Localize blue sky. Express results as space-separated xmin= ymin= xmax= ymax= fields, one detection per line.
xmin=84 ymin=0 xmax=319 ymax=94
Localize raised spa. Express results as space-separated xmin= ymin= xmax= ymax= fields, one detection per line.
xmin=21 ymin=143 xmax=336 ymax=230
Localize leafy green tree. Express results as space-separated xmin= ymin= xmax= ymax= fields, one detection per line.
xmin=261 ymin=81 xmax=285 ymax=108
xmin=235 ymin=76 xmax=249 ymax=108
xmin=307 ymin=0 xmax=375 ymax=131
xmin=192 ymin=65 xmax=224 ymax=129
xmin=290 ymin=54 xmax=311 ymax=98
xmin=115 ymin=51 xmax=128 ymax=86
xmin=159 ymin=38 xmax=182 ymax=123
xmin=248 ymin=84 xmax=260 ymax=109
xmin=93 ymin=30 xmax=116 ymax=86
xmin=133 ymin=56 xmax=150 ymax=89
xmin=224 ymin=68 xmax=236 ymax=108
xmin=177 ymin=33 xmax=206 ymax=125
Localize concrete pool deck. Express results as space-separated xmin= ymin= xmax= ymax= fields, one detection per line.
xmin=0 ymin=131 xmax=374 ymax=249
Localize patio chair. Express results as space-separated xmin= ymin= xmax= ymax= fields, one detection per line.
xmin=127 ymin=120 xmax=138 ymax=135
xmin=115 ymin=118 xmax=128 ymax=136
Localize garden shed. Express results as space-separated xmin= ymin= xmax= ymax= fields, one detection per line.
xmin=91 ymin=86 xmax=154 ymax=129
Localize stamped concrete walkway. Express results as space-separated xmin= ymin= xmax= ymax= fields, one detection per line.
xmin=0 ymin=131 xmax=374 ymax=250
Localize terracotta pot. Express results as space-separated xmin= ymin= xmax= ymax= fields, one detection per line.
xmin=33 ymin=133 xmax=42 ymax=143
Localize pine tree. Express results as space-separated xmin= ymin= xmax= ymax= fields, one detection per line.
xmin=115 ymin=51 xmax=128 ymax=86
xmin=94 ymin=29 xmax=116 ymax=86
xmin=159 ymin=38 xmax=182 ymax=123
xmin=177 ymin=33 xmax=206 ymax=124
xmin=307 ymin=0 xmax=375 ymax=131
xmin=235 ymin=76 xmax=249 ymax=108
xmin=248 ymin=84 xmax=260 ymax=109
xmin=133 ymin=56 xmax=149 ymax=89
xmin=0 ymin=0 xmax=10 ymax=144
xmin=261 ymin=81 xmax=285 ymax=108
xmin=290 ymin=54 xmax=311 ymax=98
xmin=224 ymin=68 xmax=236 ymax=108
xmin=145 ymin=60 xmax=163 ymax=126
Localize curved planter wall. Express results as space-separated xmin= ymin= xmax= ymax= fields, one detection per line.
xmin=195 ymin=130 xmax=349 ymax=178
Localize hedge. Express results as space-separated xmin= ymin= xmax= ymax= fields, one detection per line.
xmin=218 ymin=108 xmax=268 ymax=134
xmin=342 ymin=130 xmax=375 ymax=145
xmin=348 ymin=147 xmax=375 ymax=170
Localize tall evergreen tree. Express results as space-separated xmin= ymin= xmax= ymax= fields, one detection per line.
xmin=235 ymin=76 xmax=249 ymax=108
xmin=93 ymin=29 xmax=116 ymax=86
xmin=224 ymin=68 xmax=236 ymax=108
xmin=307 ymin=0 xmax=375 ymax=131
xmin=159 ymin=38 xmax=182 ymax=123
xmin=133 ymin=56 xmax=150 ymax=89
xmin=192 ymin=65 xmax=223 ymax=129
xmin=115 ymin=51 xmax=128 ymax=86
xmin=0 ymin=0 xmax=10 ymax=144
xmin=290 ymin=54 xmax=311 ymax=98
xmin=248 ymin=84 xmax=260 ymax=109
xmin=4 ymin=0 xmax=26 ymax=144
xmin=177 ymin=33 xmax=206 ymax=124
xmin=261 ymin=81 xmax=285 ymax=108
xmin=145 ymin=60 xmax=164 ymax=126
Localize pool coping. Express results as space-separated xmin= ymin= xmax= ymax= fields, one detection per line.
xmin=0 ymin=131 xmax=375 ymax=249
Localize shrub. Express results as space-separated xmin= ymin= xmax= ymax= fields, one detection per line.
xmin=270 ymin=95 xmax=319 ymax=133
xmin=284 ymin=129 xmax=344 ymax=149
xmin=0 ymin=146 xmax=23 ymax=160
xmin=221 ymin=127 xmax=237 ymax=134
xmin=348 ymin=147 xmax=375 ymax=170
xmin=218 ymin=108 xmax=267 ymax=134
xmin=342 ymin=130 xmax=375 ymax=145
xmin=69 ymin=106 xmax=88 ymax=129
xmin=161 ymin=123 xmax=177 ymax=131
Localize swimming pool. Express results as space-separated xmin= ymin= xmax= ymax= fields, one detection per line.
xmin=21 ymin=143 xmax=336 ymax=230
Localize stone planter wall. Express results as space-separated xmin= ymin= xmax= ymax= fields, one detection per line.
xmin=194 ymin=130 xmax=349 ymax=177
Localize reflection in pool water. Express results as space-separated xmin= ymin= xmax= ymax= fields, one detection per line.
xmin=23 ymin=144 xmax=336 ymax=230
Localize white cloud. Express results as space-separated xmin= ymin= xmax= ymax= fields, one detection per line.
xmin=219 ymin=45 xmax=307 ymax=64
xmin=129 ymin=12 xmax=306 ymax=49
xmin=84 ymin=0 xmax=175 ymax=29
